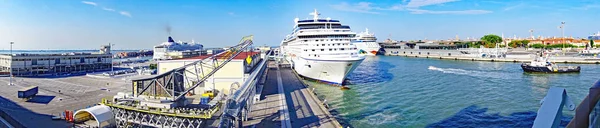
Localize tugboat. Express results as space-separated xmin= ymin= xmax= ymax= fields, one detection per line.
xmin=521 ymin=53 xmax=580 ymax=73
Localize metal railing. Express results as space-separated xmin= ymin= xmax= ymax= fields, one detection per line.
xmin=567 ymin=80 xmax=600 ymax=127
xmin=218 ymin=50 xmax=271 ymax=128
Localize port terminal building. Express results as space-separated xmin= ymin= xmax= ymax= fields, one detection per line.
xmin=0 ymin=45 xmax=113 ymax=76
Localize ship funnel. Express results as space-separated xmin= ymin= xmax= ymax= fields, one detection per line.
xmin=168 ymin=36 xmax=175 ymax=42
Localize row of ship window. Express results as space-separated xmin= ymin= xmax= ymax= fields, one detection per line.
xmin=302 ymin=39 xmax=351 ymax=42
xmin=299 ymin=30 xmax=351 ymax=33
xmin=299 ymin=35 xmax=354 ymax=39
xmin=315 ymin=43 xmax=349 ymax=46
xmin=304 ymin=47 xmax=358 ymax=52
xmin=307 ymin=53 xmax=357 ymax=57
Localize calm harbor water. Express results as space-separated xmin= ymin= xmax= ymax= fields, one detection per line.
xmin=305 ymin=56 xmax=600 ymax=127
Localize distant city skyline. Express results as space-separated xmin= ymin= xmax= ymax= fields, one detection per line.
xmin=1 ymin=0 xmax=600 ymax=50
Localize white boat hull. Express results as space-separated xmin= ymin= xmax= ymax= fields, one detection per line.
xmin=354 ymin=42 xmax=381 ymax=56
xmin=287 ymin=56 xmax=364 ymax=84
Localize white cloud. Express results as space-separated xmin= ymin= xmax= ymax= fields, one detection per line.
xmin=405 ymin=0 xmax=459 ymax=8
xmin=503 ymin=3 xmax=525 ymax=11
xmin=332 ymin=0 xmax=490 ymax=15
xmin=407 ymin=8 xmax=492 ymax=14
xmin=81 ymin=1 xmax=131 ymax=17
xmin=481 ymin=0 xmax=504 ymax=4
xmin=331 ymin=2 xmax=381 ymax=14
xmin=578 ymin=4 xmax=600 ymax=10
xmin=119 ymin=11 xmax=132 ymax=17
xmin=81 ymin=1 xmax=97 ymax=6
xmin=102 ymin=7 xmax=115 ymax=12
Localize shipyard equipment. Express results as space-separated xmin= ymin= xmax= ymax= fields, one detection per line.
xmin=100 ymin=35 xmax=258 ymax=127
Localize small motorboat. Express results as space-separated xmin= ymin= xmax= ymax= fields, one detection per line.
xmin=521 ymin=56 xmax=580 ymax=73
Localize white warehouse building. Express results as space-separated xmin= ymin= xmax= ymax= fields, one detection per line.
xmin=0 ymin=45 xmax=113 ymax=76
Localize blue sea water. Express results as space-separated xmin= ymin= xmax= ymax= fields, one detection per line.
xmin=305 ymin=56 xmax=599 ymax=127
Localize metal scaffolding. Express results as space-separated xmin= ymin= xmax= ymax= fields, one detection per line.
xmin=131 ymin=35 xmax=254 ymax=101
xmin=101 ymin=35 xmax=256 ymax=128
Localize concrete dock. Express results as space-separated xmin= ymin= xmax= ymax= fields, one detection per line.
xmin=243 ymin=61 xmax=341 ymax=128
xmin=385 ymin=49 xmax=600 ymax=64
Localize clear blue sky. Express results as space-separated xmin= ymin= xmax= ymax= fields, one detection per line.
xmin=1 ymin=0 xmax=599 ymax=50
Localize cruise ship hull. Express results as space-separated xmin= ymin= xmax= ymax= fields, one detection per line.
xmin=354 ymin=42 xmax=381 ymax=56
xmin=287 ymin=56 xmax=364 ymax=84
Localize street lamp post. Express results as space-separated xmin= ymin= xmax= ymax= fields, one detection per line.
xmin=529 ymin=29 xmax=534 ymax=40
xmin=9 ymin=42 xmax=13 ymax=86
xmin=110 ymin=43 xmax=115 ymax=73
xmin=561 ymin=22 xmax=565 ymax=55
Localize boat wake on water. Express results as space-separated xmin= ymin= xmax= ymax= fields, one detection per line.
xmin=428 ymin=66 xmax=511 ymax=79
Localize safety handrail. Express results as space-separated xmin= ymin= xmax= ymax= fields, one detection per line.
xmin=567 ymin=80 xmax=600 ymax=127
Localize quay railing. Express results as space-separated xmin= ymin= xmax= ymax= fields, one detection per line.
xmin=218 ymin=50 xmax=271 ymax=128
xmin=567 ymin=80 xmax=600 ymax=127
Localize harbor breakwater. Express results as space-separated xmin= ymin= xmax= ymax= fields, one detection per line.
xmin=384 ymin=49 xmax=600 ymax=64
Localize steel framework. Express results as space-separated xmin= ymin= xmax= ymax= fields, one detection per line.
xmin=111 ymin=107 xmax=204 ymax=128
xmin=131 ymin=35 xmax=254 ymax=102
xmin=100 ymin=35 xmax=256 ymax=128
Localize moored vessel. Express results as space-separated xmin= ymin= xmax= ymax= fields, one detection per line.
xmin=280 ymin=9 xmax=365 ymax=84
xmin=153 ymin=36 xmax=203 ymax=60
xmin=352 ymin=28 xmax=381 ymax=56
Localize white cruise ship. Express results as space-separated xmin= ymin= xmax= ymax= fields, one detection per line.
xmin=153 ymin=36 xmax=203 ymax=60
xmin=352 ymin=28 xmax=381 ymax=56
xmin=280 ymin=9 xmax=365 ymax=84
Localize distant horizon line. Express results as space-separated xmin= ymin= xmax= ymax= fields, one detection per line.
xmin=0 ymin=49 xmax=150 ymax=51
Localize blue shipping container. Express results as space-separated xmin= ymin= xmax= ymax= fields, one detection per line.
xmin=18 ymin=86 xmax=38 ymax=98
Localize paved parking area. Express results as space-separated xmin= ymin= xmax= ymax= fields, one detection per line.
xmin=0 ymin=75 xmax=133 ymax=127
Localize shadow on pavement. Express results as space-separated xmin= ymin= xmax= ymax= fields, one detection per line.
xmin=0 ymin=96 xmax=70 ymax=127
xmin=26 ymin=95 xmax=56 ymax=104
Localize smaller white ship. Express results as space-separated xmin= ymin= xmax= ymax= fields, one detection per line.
xmin=153 ymin=36 xmax=203 ymax=60
xmin=352 ymin=28 xmax=381 ymax=56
